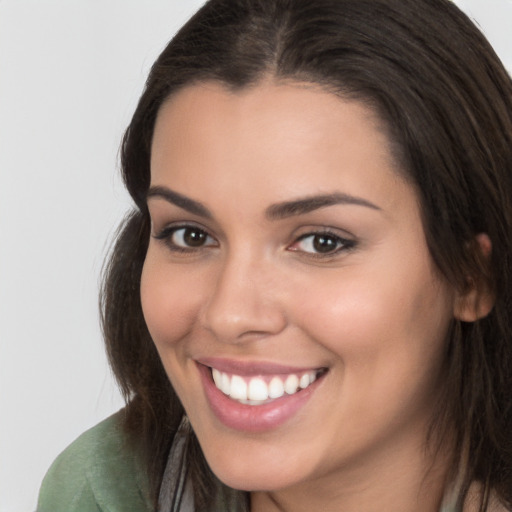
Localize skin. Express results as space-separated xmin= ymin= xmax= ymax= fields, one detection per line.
xmin=141 ymin=80 xmax=469 ymax=512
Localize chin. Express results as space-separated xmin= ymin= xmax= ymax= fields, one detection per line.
xmin=212 ymin=464 xmax=299 ymax=493
xmin=200 ymin=439 xmax=308 ymax=492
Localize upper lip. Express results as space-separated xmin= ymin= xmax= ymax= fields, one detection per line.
xmin=196 ymin=357 xmax=326 ymax=376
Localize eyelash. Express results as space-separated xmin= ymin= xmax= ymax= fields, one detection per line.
xmin=153 ymin=224 xmax=218 ymax=253
xmin=290 ymin=231 xmax=356 ymax=257
xmin=153 ymin=224 xmax=356 ymax=257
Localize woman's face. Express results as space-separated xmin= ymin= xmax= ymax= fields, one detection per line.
xmin=142 ymin=81 xmax=457 ymax=496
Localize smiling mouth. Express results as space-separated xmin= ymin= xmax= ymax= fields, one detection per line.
xmin=209 ymin=367 xmax=328 ymax=406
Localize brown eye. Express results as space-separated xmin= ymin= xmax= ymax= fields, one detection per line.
xmin=154 ymin=225 xmax=218 ymax=251
xmin=312 ymin=234 xmax=339 ymax=253
xmin=180 ymin=227 xmax=208 ymax=247
xmin=291 ymin=232 xmax=355 ymax=256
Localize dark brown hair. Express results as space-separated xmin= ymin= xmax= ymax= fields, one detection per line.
xmin=101 ymin=0 xmax=512 ymax=509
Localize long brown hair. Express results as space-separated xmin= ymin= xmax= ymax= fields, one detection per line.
xmin=101 ymin=0 xmax=512 ymax=509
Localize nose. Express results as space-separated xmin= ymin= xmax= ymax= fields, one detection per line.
xmin=200 ymin=252 xmax=287 ymax=343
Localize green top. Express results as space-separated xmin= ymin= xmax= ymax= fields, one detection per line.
xmin=37 ymin=412 xmax=153 ymax=512
xmin=39 ymin=411 xmax=494 ymax=512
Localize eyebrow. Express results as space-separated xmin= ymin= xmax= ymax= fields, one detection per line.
xmin=265 ymin=193 xmax=381 ymax=220
xmin=147 ymin=186 xmax=213 ymax=218
xmin=147 ymin=186 xmax=380 ymax=220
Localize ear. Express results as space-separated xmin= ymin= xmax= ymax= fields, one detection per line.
xmin=453 ymin=233 xmax=495 ymax=322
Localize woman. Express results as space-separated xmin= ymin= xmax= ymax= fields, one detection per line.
xmin=38 ymin=0 xmax=512 ymax=511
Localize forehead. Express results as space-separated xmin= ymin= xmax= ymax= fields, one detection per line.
xmin=152 ymin=80 xmax=388 ymax=156
xmin=150 ymin=80 xmax=412 ymax=215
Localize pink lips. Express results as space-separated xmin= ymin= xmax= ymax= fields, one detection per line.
xmin=197 ymin=357 xmax=320 ymax=376
xmin=196 ymin=359 xmax=326 ymax=433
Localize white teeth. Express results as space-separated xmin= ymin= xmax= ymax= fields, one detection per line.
xmin=230 ymin=375 xmax=248 ymax=400
xmin=268 ymin=377 xmax=285 ymax=399
xmin=248 ymin=378 xmax=269 ymax=401
xmin=211 ymin=368 xmax=321 ymax=405
xmin=284 ymin=374 xmax=299 ymax=394
xmin=221 ymin=372 xmax=231 ymax=395
xmin=212 ymin=368 xmax=222 ymax=389
xmin=299 ymin=373 xmax=310 ymax=389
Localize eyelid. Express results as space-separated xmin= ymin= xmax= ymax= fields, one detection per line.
xmin=151 ymin=220 xmax=356 ymax=258
xmin=153 ymin=222 xmax=218 ymax=252
xmin=288 ymin=228 xmax=357 ymax=257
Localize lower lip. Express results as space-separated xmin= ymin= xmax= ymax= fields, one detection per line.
xmin=197 ymin=363 xmax=324 ymax=433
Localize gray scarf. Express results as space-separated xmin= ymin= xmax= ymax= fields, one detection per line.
xmin=157 ymin=416 xmax=248 ymax=512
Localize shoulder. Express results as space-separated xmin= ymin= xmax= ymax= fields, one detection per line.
xmin=37 ymin=410 xmax=153 ymax=512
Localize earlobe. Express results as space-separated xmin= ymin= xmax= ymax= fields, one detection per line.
xmin=453 ymin=233 xmax=495 ymax=322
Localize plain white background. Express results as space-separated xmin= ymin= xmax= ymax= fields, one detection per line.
xmin=0 ymin=1 xmax=511 ymax=511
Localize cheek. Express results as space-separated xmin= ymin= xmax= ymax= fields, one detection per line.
xmin=291 ymin=263 xmax=453 ymax=387
xmin=140 ymin=252 xmax=203 ymax=350
xmin=292 ymin=271 xmax=453 ymax=444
